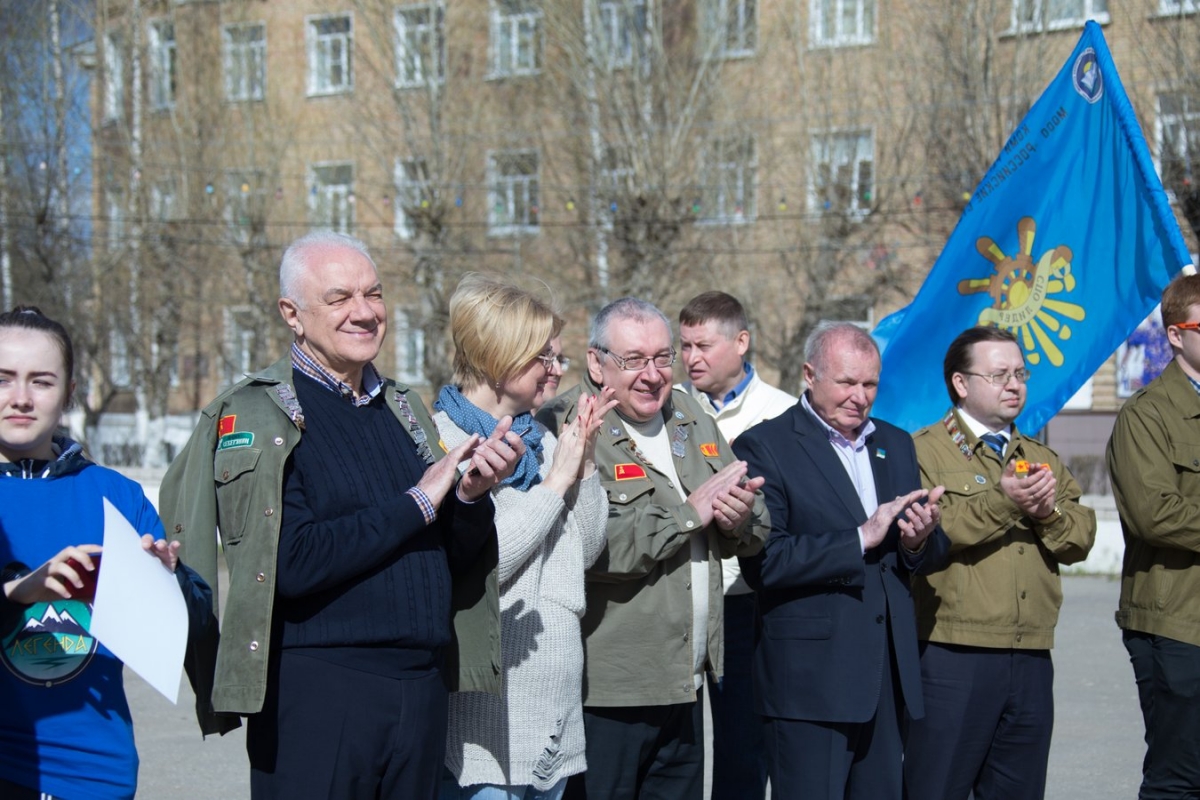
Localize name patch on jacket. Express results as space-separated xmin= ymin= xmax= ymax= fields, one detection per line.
xmin=614 ymin=463 xmax=648 ymax=481
xmin=218 ymin=432 xmax=255 ymax=450
xmin=699 ymin=442 xmax=720 ymax=457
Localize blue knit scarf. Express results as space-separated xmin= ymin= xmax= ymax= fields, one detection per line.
xmin=435 ymin=384 xmax=544 ymax=491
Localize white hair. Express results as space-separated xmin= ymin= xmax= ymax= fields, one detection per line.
xmin=279 ymin=231 xmax=377 ymax=305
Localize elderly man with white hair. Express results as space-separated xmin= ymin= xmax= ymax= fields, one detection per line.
xmin=162 ymin=231 xmax=522 ymax=799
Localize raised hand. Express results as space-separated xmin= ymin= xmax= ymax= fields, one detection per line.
xmin=459 ymin=416 xmax=526 ymax=501
xmin=686 ymin=460 xmax=750 ymax=528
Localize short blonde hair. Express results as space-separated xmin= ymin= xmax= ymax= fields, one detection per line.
xmin=450 ymin=274 xmax=564 ymax=390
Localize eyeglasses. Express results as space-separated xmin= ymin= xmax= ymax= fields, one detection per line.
xmin=597 ymin=346 xmax=677 ymax=372
xmin=1174 ymin=322 xmax=1200 ymax=332
xmin=963 ymin=369 xmax=1030 ymax=387
xmin=535 ymin=354 xmax=571 ymax=372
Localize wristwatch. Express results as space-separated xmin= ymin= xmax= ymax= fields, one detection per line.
xmin=1033 ymin=505 xmax=1063 ymax=525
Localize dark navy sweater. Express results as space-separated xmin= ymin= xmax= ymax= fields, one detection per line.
xmin=275 ymin=372 xmax=492 ymax=675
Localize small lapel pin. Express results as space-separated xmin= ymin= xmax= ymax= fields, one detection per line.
xmin=875 ymin=448 xmax=887 ymax=459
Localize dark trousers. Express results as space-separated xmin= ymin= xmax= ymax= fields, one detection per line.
xmin=564 ymin=690 xmax=704 ymax=800
xmin=764 ymin=644 xmax=904 ymax=800
xmin=247 ymin=651 xmax=448 ymax=800
xmin=903 ymin=643 xmax=1053 ymax=800
xmin=1124 ymin=630 xmax=1200 ymax=799
xmin=707 ymin=593 xmax=767 ymax=800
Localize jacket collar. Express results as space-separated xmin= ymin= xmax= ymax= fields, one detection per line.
xmin=1157 ymin=360 xmax=1200 ymax=419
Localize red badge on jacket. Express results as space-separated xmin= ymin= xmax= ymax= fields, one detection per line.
xmin=218 ymin=415 xmax=237 ymax=437
xmin=614 ymin=463 xmax=648 ymax=481
xmin=699 ymin=443 xmax=720 ymax=457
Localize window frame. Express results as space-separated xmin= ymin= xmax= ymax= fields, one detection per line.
xmin=395 ymin=3 xmax=445 ymax=88
xmin=306 ymin=13 xmax=354 ymax=96
xmin=226 ymin=170 xmax=268 ymax=245
xmin=147 ymin=18 xmax=177 ymax=111
xmin=697 ymin=135 xmax=757 ymax=225
xmin=222 ymin=306 xmax=259 ymax=387
xmin=489 ymin=0 xmax=543 ymax=78
xmin=394 ymin=158 xmax=431 ymax=240
xmin=487 ymin=149 xmax=540 ymax=235
xmin=1156 ymin=93 xmax=1199 ymax=201
xmin=1156 ymin=0 xmax=1199 ymax=13
xmin=810 ymin=0 xmax=875 ymax=48
xmin=223 ymin=21 xmax=267 ymax=103
xmin=808 ymin=129 xmax=875 ymax=219
xmin=104 ymin=31 xmax=124 ymax=123
xmin=1009 ymin=0 xmax=1110 ymax=33
xmin=392 ymin=309 xmax=427 ymax=385
xmin=598 ymin=0 xmax=648 ymax=69
xmin=308 ymin=161 xmax=356 ymax=234
xmin=705 ymin=0 xmax=757 ymax=58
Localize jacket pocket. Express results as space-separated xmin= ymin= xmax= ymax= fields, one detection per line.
xmin=603 ymin=477 xmax=655 ymax=507
xmin=762 ymin=613 xmax=832 ymax=640
xmin=214 ymin=448 xmax=262 ymax=545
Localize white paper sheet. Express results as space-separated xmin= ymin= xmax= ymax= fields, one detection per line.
xmin=88 ymin=497 xmax=187 ymax=704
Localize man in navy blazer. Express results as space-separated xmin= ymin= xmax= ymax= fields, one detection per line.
xmin=733 ymin=321 xmax=949 ymax=800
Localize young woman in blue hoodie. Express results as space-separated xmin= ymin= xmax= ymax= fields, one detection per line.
xmin=0 ymin=306 xmax=214 ymax=800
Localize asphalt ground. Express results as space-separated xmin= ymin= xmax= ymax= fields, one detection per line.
xmin=125 ymin=575 xmax=1144 ymax=799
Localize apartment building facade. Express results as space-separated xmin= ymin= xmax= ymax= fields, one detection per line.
xmin=88 ymin=0 xmax=1199 ymax=471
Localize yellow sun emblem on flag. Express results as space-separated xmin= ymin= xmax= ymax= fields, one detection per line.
xmin=956 ymin=216 xmax=1085 ymax=366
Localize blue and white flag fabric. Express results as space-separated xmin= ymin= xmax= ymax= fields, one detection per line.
xmin=873 ymin=21 xmax=1194 ymax=434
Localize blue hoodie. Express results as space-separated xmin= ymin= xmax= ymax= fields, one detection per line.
xmin=0 ymin=438 xmax=212 ymax=800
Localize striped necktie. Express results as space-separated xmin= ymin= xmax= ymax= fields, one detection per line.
xmin=980 ymin=432 xmax=1007 ymax=458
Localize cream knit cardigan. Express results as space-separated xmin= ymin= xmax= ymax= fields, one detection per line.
xmin=436 ymin=413 xmax=609 ymax=790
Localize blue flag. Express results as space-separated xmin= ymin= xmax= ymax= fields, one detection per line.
xmin=873 ymin=21 xmax=1194 ymax=434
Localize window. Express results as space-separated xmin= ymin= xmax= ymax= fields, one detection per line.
xmin=150 ymin=178 xmax=178 ymax=222
xmin=811 ymin=0 xmax=874 ymax=47
xmin=490 ymin=0 xmax=542 ymax=77
xmin=810 ymin=130 xmax=874 ymax=217
xmin=703 ymin=0 xmax=757 ymax=57
xmin=1158 ymin=94 xmax=1199 ymax=196
xmin=395 ymin=4 xmax=444 ymax=87
xmin=393 ymin=310 xmax=426 ymax=385
xmin=699 ymin=136 xmax=756 ymax=223
xmin=309 ymin=163 xmax=355 ymax=233
xmin=394 ymin=158 xmax=430 ymax=240
xmin=104 ymin=31 xmax=123 ymax=122
xmin=598 ymin=0 xmax=647 ymax=69
xmin=222 ymin=307 xmax=258 ymax=386
xmin=148 ymin=20 xmax=177 ymax=110
xmin=598 ymin=145 xmax=634 ymax=226
xmin=106 ymin=188 xmax=125 ymax=251
xmin=307 ymin=14 xmax=353 ymax=96
xmin=488 ymin=150 xmax=539 ymax=234
xmin=110 ymin=329 xmax=132 ymax=389
xmin=226 ymin=171 xmax=267 ymax=244
xmin=1158 ymin=0 xmax=1199 ymax=13
xmin=224 ymin=23 xmax=266 ymax=102
xmin=1011 ymin=0 xmax=1109 ymax=32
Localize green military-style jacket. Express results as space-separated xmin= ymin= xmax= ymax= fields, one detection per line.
xmin=536 ymin=375 xmax=768 ymax=708
xmin=911 ymin=408 xmax=1095 ymax=650
xmin=1109 ymin=359 xmax=1200 ymax=647
xmin=161 ymin=356 xmax=501 ymax=736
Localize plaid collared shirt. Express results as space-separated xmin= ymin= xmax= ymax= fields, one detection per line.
xmin=290 ymin=342 xmax=383 ymax=406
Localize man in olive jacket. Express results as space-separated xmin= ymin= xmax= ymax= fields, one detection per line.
xmin=905 ymin=326 xmax=1095 ymax=800
xmin=1108 ymin=273 xmax=1200 ymax=799
xmin=537 ymin=297 xmax=768 ymax=800
xmin=161 ymin=231 xmax=520 ymax=799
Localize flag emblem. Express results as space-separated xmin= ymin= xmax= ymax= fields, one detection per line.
xmin=959 ymin=216 xmax=1085 ymax=367
xmin=218 ymin=415 xmax=236 ymax=437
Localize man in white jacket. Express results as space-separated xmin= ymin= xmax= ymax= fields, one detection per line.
xmin=678 ymin=291 xmax=797 ymax=800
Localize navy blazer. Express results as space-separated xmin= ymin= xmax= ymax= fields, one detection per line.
xmin=734 ymin=402 xmax=949 ymax=725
